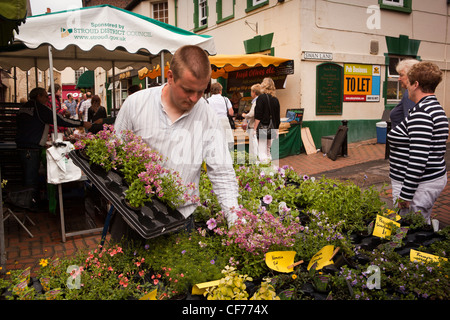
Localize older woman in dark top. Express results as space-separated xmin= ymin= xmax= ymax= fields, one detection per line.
xmin=390 ymin=59 xmax=419 ymax=129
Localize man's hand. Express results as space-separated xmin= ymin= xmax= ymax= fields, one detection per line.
xmin=83 ymin=121 xmax=92 ymax=129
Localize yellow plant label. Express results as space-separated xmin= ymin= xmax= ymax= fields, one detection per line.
xmin=265 ymin=251 xmax=297 ymax=273
xmin=410 ymin=249 xmax=448 ymax=265
xmin=373 ymin=214 xmax=400 ymax=238
xmin=191 ymin=279 xmax=221 ymax=295
xmin=140 ymin=288 xmax=157 ymax=300
xmin=307 ymin=245 xmax=334 ymax=271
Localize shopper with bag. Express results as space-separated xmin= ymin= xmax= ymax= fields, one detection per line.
xmin=16 ymin=87 xmax=92 ymax=209
xmin=254 ymin=77 xmax=280 ymax=163
xmin=207 ymin=82 xmax=235 ymax=151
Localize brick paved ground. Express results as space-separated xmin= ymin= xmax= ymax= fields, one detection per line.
xmin=1 ymin=139 xmax=449 ymax=275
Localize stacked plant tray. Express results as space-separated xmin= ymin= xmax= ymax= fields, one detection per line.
xmin=69 ymin=150 xmax=187 ymax=239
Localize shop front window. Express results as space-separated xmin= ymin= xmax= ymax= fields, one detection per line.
xmin=386 ymin=56 xmax=401 ymax=104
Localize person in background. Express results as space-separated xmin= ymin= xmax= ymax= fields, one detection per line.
xmin=47 ymin=84 xmax=62 ymax=112
xmin=390 ymin=59 xmax=419 ymax=129
xmin=64 ymin=93 xmax=78 ymax=119
xmin=254 ymin=77 xmax=280 ymax=164
xmin=242 ymin=83 xmax=261 ymax=162
xmin=128 ymin=84 xmax=141 ymax=96
xmin=230 ymin=91 xmax=242 ymax=117
xmin=388 ymin=61 xmax=448 ymax=224
xmin=87 ymin=95 xmax=107 ymax=134
xmin=76 ymin=93 xmax=86 ymax=119
xmin=207 ymin=82 xmax=234 ymax=151
xmin=15 ymin=87 xmax=92 ymax=209
xmin=78 ymin=91 xmax=92 ymax=122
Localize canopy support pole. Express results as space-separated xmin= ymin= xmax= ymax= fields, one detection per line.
xmin=13 ymin=67 xmax=17 ymax=103
xmin=112 ymin=61 xmax=116 ymax=116
xmin=161 ymin=52 xmax=165 ymax=84
xmin=48 ymin=45 xmax=58 ymax=139
xmin=34 ymin=58 xmax=38 ymax=88
xmin=48 ymin=45 xmax=67 ymax=243
xmin=0 ymin=167 xmax=6 ymax=274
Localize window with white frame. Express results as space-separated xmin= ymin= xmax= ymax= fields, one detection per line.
xmin=245 ymin=0 xmax=268 ymax=13
xmin=382 ymin=0 xmax=404 ymax=7
xmin=252 ymin=0 xmax=266 ymax=5
xmin=386 ymin=56 xmax=414 ymax=104
xmin=75 ymin=68 xmax=85 ymax=84
xmin=199 ymin=0 xmax=207 ymax=26
xmin=379 ymin=0 xmax=411 ymax=13
xmin=152 ymin=2 xmax=168 ymax=24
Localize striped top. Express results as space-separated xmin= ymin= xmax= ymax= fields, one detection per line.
xmin=388 ymin=95 xmax=448 ymax=201
xmin=114 ymin=85 xmax=239 ymax=218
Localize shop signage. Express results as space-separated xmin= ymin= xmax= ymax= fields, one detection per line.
xmin=62 ymin=84 xmax=82 ymax=101
xmin=226 ymin=60 xmax=294 ymax=93
xmin=316 ymin=62 xmax=343 ymax=115
xmin=343 ymin=64 xmax=380 ymax=102
xmin=303 ymin=51 xmax=333 ymax=60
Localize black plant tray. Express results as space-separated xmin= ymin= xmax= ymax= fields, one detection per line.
xmin=69 ymin=149 xmax=187 ymax=239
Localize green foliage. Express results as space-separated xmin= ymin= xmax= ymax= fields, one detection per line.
xmin=138 ymin=230 xmax=227 ymax=295
xmin=294 ymin=177 xmax=385 ymax=233
xmin=2 ymin=149 xmax=449 ymax=301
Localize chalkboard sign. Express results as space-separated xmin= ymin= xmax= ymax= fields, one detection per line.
xmin=227 ymin=60 xmax=294 ymax=93
xmin=316 ymin=63 xmax=343 ymax=115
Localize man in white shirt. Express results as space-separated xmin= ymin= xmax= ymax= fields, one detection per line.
xmin=112 ymin=45 xmax=239 ymax=241
xmin=78 ymin=92 xmax=92 ymax=121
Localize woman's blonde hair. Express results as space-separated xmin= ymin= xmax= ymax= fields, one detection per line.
xmin=251 ymin=83 xmax=261 ymax=96
xmin=260 ymin=77 xmax=276 ymax=96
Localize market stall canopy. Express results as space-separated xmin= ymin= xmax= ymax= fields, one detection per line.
xmin=0 ymin=0 xmax=27 ymax=46
xmin=138 ymin=62 xmax=170 ymax=80
xmin=138 ymin=54 xmax=294 ymax=86
xmin=0 ymin=4 xmax=216 ymax=71
xmin=209 ymin=54 xmax=293 ymax=79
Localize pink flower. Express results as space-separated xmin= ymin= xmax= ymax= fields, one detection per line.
xmin=263 ymin=194 xmax=273 ymax=204
xmin=206 ymin=218 xmax=217 ymax=230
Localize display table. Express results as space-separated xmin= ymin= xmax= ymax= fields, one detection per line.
xmin=233 ymin=124 xmax=301 ymax=159
xmin=277 ymin=124 xmax=302 ymax=159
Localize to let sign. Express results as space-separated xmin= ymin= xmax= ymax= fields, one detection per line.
xmin=343 ymin=64 xmax=380 ymax=102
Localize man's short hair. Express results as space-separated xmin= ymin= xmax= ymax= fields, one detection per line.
xmin=408 ymin=61 xmax=442 ymax=93
xmin=170 ymin=45 xmax=211 ymax=81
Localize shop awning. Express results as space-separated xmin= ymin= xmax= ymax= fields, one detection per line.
xmin=138 ymin=62 xmax=170 ymax=80
xmin=76 ymin=70 xmax=94 ymax=89
xmin=138 ymin=54 xmax=294 ymax=81
xmin=209 ymin=54 xmax=293 ymax=79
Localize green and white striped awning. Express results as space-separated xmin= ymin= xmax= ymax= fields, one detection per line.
xmin=0 ymin=4 xmax=216 ymax=71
